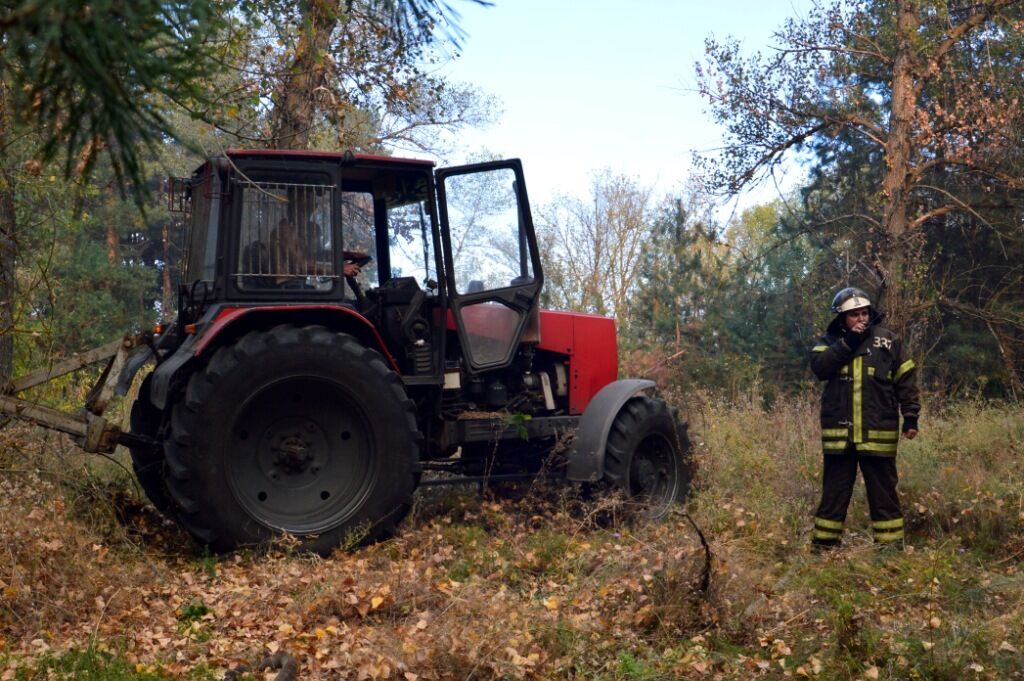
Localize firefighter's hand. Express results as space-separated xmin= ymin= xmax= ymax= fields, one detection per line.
xmin=343 ymin=262 xmax=361 ymax=277
xmin=843 ymin=327 xmax=866 ymax=349
xmin=903 ymin=428 xmax=918 ymax=440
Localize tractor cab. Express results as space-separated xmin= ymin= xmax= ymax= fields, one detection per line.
xmin=175 ymin=150 xmax=542 ymax=381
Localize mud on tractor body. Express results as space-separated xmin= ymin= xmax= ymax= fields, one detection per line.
xmin=1 ymin=150 xmax=693 ymax=554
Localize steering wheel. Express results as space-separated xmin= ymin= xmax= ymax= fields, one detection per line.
xmin=343 ymin=251 xmax=372 ymax=306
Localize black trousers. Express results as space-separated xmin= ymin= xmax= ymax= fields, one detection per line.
xmin=812 ymin=445 xmax=904 ymax=546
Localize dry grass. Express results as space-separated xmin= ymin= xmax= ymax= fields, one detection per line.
xmin=1 ymin=395 xmax=1022 ymax=679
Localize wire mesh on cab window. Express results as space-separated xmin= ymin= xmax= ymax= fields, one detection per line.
xmin=234 ymin=181 xmax=337 ymax=291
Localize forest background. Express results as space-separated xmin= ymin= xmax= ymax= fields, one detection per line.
xmin=1 ymin=1 xmax=1024 ymax=679
xmin=1 ymin=0 xmax=1023 ymax=401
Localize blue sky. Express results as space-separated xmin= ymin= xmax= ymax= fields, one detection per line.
xmin=433 ymin=0 xmax=812 ymax=206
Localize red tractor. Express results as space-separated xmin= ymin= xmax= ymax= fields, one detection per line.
xmin=2 ymin=150 xmax=693 ymax=554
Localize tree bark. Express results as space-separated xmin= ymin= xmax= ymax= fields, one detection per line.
xmin=877 ymin=0 xmax=918 ymax=339
xmin=0 ymin=79 xmax=16 ymax=385
xmin=269 ymin=0 xmax=341 ymax=150
xmin=106 ymin=222 xmax=119 ymax=265
xmin=162 ymin=220 xmax=174 ymax=316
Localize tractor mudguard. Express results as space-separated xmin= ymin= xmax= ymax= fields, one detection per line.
xmin=566 ymin=378 xmax=655 ymax=482
xmin=115 ymin=346 xmax=155 ymax=396
xmin=149 ymin=305 xmax=400 ymax=410
xmin=149 ymin=334 xmax=200 ymax=410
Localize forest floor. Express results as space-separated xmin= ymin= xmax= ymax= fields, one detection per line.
xmin=0 ymin=394 xmax=1022 ymax=680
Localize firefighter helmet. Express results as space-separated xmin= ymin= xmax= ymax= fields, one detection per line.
xmin=831 ymin=287 xmax=872 ymax=314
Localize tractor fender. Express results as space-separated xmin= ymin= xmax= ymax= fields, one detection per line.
xmin=115 ymin=346 xmax=155 ymax=396
xmin=566 ymin=378 xmax=656 ymax=482
xmin=149 ymin=305 xmax=397 ymax=411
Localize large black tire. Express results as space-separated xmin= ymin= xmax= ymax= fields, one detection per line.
xmin=129 ymin=374 xmax=175 ymax=515
xmin=164 ymin=325 xmax=420 ymax=554
xmin=603 ymin=396 xmax=693 ymax=518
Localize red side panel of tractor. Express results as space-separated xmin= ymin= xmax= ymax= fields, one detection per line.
xmin=537 ymin=310 xmax=618 ymax=415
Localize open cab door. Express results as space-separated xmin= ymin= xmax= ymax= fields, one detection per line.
xmin=436 ymin=159 xmax=543 ymax=372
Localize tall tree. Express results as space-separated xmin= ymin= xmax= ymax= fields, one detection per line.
xmin=0 ymin=78 xmax=15 ymax=383
xmin=697 ymin=0 xmax=1024 ymax=347
xmin=205 ymin=0 xmax=495 ymax=152
xmin=537 ymin=171 xmax=657 ymax=324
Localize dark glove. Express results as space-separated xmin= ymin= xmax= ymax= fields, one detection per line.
xmin=843 ymin=328 xmax=866 ymax=349
xmin=902 ymin=416 xmax=918 ymax=433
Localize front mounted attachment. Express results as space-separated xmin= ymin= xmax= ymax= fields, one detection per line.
xmin=0 ymin=334 xmax=153 ymax=453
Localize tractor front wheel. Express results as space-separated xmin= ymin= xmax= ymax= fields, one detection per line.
xmin=603 ymin=396 xmax=693 ymax=518
xmin=164 ymin=325 xmax=420 ymax=554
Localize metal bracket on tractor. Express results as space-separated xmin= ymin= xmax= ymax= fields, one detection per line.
xmin=0 ymin=335 xmax=153 ymax=454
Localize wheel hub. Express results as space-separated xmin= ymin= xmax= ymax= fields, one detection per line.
xmin=629 ymin=433 xmax=677 ymax=508
xmin=632 ymin=458 xmax=659 ymax=494
xmin=273 ymin=433 xmax=315 ymax=473
xmin=260 ymin=417 xmax=327 ymax=480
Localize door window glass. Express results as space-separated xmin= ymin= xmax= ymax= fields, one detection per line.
xmin=443 ymin=167 xmax=534 ymax=294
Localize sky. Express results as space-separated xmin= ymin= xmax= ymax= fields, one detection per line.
xmin=429 ymin=0 xmax=812 ymax=208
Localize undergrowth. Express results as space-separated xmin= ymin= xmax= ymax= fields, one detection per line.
xmin=0 ymin=394 xmax=1022 ymax=679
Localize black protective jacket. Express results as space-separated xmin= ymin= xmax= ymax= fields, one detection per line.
xmin=810 ymin=314 xmax=920 ymax=456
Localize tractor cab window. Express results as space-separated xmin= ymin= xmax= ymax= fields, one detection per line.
xmin=234 ymin=181 xmax=337 ymax=292
xmin=183 ymin=170 xmax=221 ymax=284
xmin=386 ymin=198 xmax=436 ymax=287
xmin=444 ymin=166 xmax=534 ymax=294
xmin=341 ymin=191 xmax=378 ymax=297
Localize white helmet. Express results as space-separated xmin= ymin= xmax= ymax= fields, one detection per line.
xmin=831 ymin=287 xmax=871 ymax=314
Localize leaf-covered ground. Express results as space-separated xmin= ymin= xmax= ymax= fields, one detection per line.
xmin=1 ymin=396 xmax=1022 ymax=680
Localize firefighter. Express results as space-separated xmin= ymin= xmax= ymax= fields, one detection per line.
xmin=809 ymin=287 xmax=920 ymax=549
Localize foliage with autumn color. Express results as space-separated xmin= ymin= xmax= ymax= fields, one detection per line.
xmin=2 ymin=393 xmax=1022 ymax=679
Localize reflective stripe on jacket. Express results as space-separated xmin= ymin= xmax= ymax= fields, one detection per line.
xmin=809 ymin=322 xmax=920 ymax=456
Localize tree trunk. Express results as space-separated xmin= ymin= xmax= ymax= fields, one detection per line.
xmin=270 ymin=0 xmax=341 ymax=150
xmin=106 ymin=223 xmax=120 ymax=265
xmin=162 ymin=220 xmax=174 ymax=316
xmin=877 ymin=0 xmax=918 ymax=340
xmin=0 ymin=79 xmax=17 ymax=386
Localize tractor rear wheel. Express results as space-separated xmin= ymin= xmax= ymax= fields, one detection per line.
xmin=164 ymin=325 xmax=420 ymax=554
xmin=128 ymin=374 xmax=174 ymax=515
xmin=603 ymin=396 xmax=693 ymax=518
